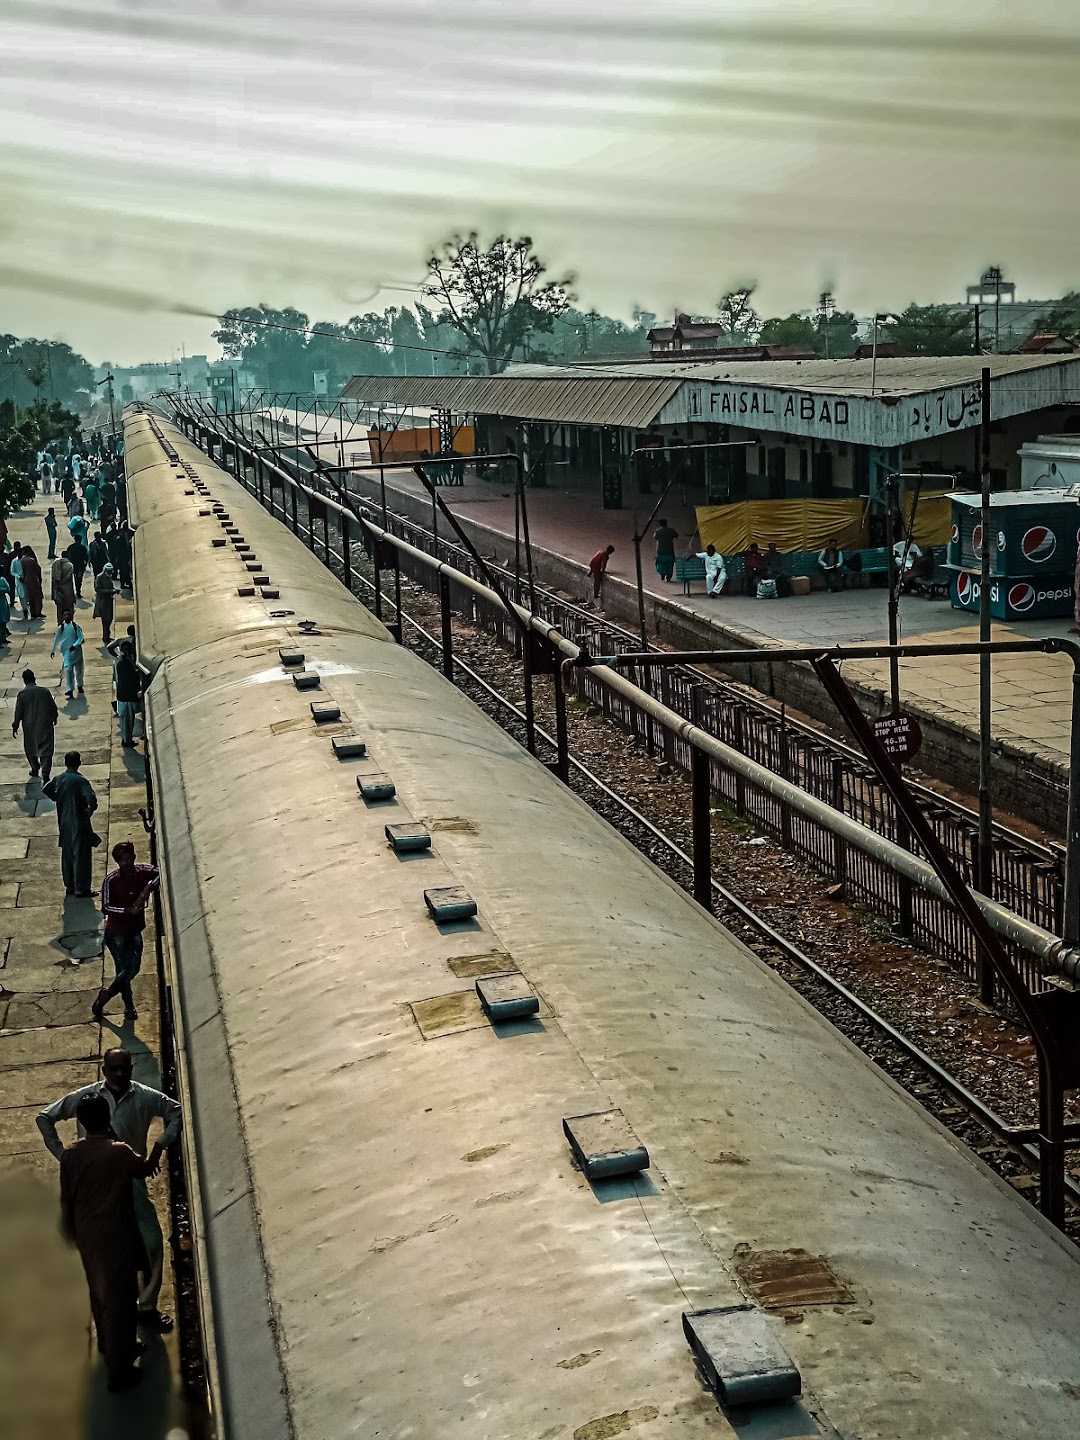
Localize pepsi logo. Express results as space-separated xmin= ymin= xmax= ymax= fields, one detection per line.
xmin=972 ymin=523 xmax=983 ymax=552
xmin=1021 ymin=525 xmax=1056 ymax=562
xmin=997 ymin=530 xmax=1006 ymax=551
xmin=956 ymin=573 xmax=975 ymax=603
xmin=950 ymin=523 xmax=959 ymax=544
xmin=1008 ymin=582 xmax=1036 ymax=613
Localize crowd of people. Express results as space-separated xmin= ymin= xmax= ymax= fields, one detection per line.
xmin=4 ymin=431 xmax=181 ymax=1394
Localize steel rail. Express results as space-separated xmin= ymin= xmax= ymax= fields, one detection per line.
xmin=335 ymin=541 xmax=1079 ymax=1206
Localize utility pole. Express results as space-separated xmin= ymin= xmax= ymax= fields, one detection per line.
xmin=818 ymin=291 xmax=835 ymax=358
xmin=977 ymin=364 xmax=994 ymax=1002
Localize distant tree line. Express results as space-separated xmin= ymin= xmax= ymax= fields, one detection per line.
xmin=0 ymin=397 xmax=81 ymax=520
xmin=211 ymin=236 xmax=1080 ymax=392
xmin=0 ymin=335 xmax=94 ymax=414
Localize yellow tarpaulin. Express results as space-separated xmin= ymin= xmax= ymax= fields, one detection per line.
xmin=368 ymin=424 xmax=476 ymax=462
xmin=903 ymin=489 xmax=954 ymax=547
xmin=695 ymin=499 xmax=867 ymax=556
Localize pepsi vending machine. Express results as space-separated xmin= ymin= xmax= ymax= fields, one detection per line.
xmin=947 ymin=490 xmax=1079 ymax=621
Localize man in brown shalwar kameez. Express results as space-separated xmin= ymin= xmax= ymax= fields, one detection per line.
xmin=59 ymin=1093 xmax=153 ymax=1391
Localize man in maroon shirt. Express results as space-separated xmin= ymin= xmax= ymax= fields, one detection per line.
xmin=588 ymin=544 xmax=615 ymax=601
xmin=92 ymin=842 xmax=160 ymax=1021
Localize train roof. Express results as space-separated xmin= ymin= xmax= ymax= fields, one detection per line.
xmin=129 ymin=412 xmax=1080 ymax=1440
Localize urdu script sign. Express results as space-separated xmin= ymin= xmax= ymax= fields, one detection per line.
xmin=673 ymin=382 xmax=987 ymax=446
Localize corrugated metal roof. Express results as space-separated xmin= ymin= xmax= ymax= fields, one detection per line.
xmin=504 ymin=352 xmax=1080 ymax=397
xmin=340 ymin=373 xmax=681 ymax=429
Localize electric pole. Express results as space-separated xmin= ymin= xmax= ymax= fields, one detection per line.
xmin=977 ymin=364 xmax=994 ymax=1003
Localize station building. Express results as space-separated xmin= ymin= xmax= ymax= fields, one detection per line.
xmin=342 ymin=354 xmax=1080 ymax=518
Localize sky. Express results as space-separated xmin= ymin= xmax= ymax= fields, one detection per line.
xmin=2 ymin=0 xmax=1080 ymax=366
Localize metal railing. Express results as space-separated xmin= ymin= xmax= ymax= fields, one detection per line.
xmin=165 ymin=401 xmax=1073 ymax=1000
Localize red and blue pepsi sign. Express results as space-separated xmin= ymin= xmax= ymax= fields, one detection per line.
xmin=952 ymin=571 xmax=1074 ymax=620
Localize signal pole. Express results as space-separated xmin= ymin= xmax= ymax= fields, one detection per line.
xmin=978 ymin=364 xmax=994 ymax=1002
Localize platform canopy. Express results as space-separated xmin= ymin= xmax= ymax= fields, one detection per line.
xmin=340 ymin=372 xmax=682 ymax=430
xmin=343 ymin=352 xmax=1080 ymax=448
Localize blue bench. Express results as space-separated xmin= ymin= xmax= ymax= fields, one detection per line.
xmin=675 ymin=555 xmax=745 ymax=594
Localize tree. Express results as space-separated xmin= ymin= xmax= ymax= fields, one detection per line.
xmin=0 ymin=336 xmax=93 ymax=413
xmin=387 ymin=307 xmax=426 ymax=374
xmin=717 ymin=288 xmax=761 ymax=342
xmin=815 ymin=309 xmax=859 ymax=357
xmin=531 ymin=306 xmax=653 ymax=362
xmin=423 ymin=233 xmax=574 ymax=374
xmin=0 ymin=398 xmax=78 ymax=519
xmin=884 ymin=304 xmax=975 ymax=356
xmin=1033 ymin=292 xmax=1080 ymax=339
xmin=759 ymin=313 xmax=817 ymax=349
xmin=212 ymin=305 xmax=311 ymax=390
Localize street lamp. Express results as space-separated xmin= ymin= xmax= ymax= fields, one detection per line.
xmin=629 ymin=438 xmax=756 ymax=649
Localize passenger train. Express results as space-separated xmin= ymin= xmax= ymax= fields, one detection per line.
xmin=127 ymin=410 xmax=1080 ymax=1440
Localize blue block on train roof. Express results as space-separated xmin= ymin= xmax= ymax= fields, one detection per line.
xmin=292 ymin=671 xmax=320 ymax=691
xmin=386 ymin=822 xmax=431 ymax=853
xmin=682 ymin=1306 xmax=801 ymax=1407
xmin=476 ymin=972 xmax=539 ymax=1022
xmin=424 ymin=886 xmax=478 ymax=922
xmin=357 ymin=773 xmax=396 ymax=802
xmin=562 ymin=1109 xmax=649 ymax=1181
xmin=332 ymin=735 xmax=367 ymax=759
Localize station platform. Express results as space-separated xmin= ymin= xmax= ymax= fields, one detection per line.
xmin=344 ymin=458 xmax=1075 ymax=832
xmin=0 ymin=492 xmax=184 ymax=1436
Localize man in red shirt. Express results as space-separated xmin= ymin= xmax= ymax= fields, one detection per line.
xmin=588 ymin=544 xmax=615 ymax=601
xmin=92 ymin=842 xmax=160 ymax=1021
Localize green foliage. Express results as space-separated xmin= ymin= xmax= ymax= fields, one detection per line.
xmin=529 ymin=306 xmax=652 ymax=362
xmin=1032 ymin=291 xmax=1080 ymax=340
xmin=0 ymin=335 xmax=94 ymax=413
xmin=884 ymin=303 xmax=975 ymax=356
xmin=759 ymin=313 xmax=817 ymax=349
xmin=717 ymin=288 xmax=761 ymax=341
xmin=423 ymin=233 xmax=574 ymax=374
xmin=814 ymin=309 xmax=859 ymax=357
xmin=0 ymin=397 xmax=78 ymax=519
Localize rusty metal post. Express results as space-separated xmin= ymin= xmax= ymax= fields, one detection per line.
xmin=289 ymin=482 xmax=299 ymax=536
xmin=830 ymin=756 xmax=848 ymax=892
xmin=341 ymin=514 xmax=352 ymax=594
xmin=322 ymin=507 xmax=330 ymax=564
xmin=732 ymin=705 xmax=747 ymax=817
xmin=440 ymin=572 xmax=454 ymax=682
xmin=692 ymin=745 xmax=713 ymax=911
xmin=391 ymin=547 xmax=403 ymax=643
xmin=373 ymin=541 xmax=383 ymax=621
xmin=523 ymin=635 xmax=537 ymax=756
xmin=553 ymin=656 xmax=570 ymax=783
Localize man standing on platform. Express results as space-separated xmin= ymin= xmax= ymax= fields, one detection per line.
xmin=42 ymin=751 xmax=98 ymax=897
xmin=653 ymin=519 xmax=679 ymax=583
xmin=57 ymin=1093 xmax=154 ymax=1392
xmin=39 ymin=1048 xmax=181 ymax=1336
xmin=11 ymin=668 xmax=58 ymax=782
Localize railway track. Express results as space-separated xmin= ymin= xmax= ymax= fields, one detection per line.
xmin=346 ymin=555 xmax=1080 ymax=1229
